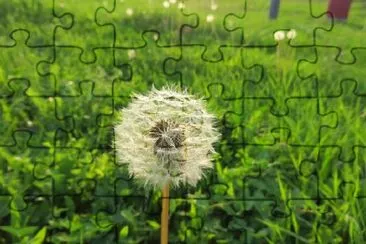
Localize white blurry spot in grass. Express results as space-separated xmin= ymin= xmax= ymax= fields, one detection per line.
xmin=126 ymin=8 xmax=133 ymax=16
xmin=287 ymin=29 xmax=297 ymax=40
xmin=153 ymin=34 xmax=159 ymax=41
xmin=211 ymin=3 xmax=218 ymax=10
xmin=48 ymin=97 xmax=54 ymax=102
xmin=163 ymin=1 xmax=170 ymax=8
xmin=274 ymin=31 xmax=285 ymax=41
xmin=177 ymin=2 xmax=185 ymax=9
xmin=27 ymin=121 xmax=33 ymax=127
xmin=206 ymin=14 xmax=215 ymax=23
xmin=128 ymin=49 xmax=136 ymax=59
xmin=169 ymin=0 xmax=177 ymax=4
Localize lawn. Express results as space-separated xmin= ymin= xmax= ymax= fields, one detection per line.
xmin=1 ymin=0 xmax=366 ymax=243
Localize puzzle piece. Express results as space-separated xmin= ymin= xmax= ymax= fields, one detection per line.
xmin=0 ymin=130 xmax=53 ymax=209
xmin=94 ymin=195 xmax=157 ymax=242
xmin=164 ymin=46 xmax=253 ymax=102
xmin=242 ymin=46 xmax=317 ymax=115
xmin=286 ymin=198 xmax=340 ymax=243
xmin=243 ymin=143 xmax=319 ymax=201
xmin=0 ymin=31 xmax=55 ymax=96
xmin=319 ymin=80 xmax=366 ymax=162
xmin=96 ymin=0 xmax=188 ymax=48
xmin=37 ymin=47 xmax=121 ymax=96
xmin=0 ymin=0 xmax=72 ymax=46
xmin=178 ymin=0 xmax=245 ymax=60
xmin=318 ymin=146 xmax=365 ymax=199
xmin=113 ymin=31 xmax=180 ymax=100
xmin=315 ymin=18 xmax=366 ymax=62
xmin=224 ymin=97 xmax=337 ymax=146
xmin=54 ymin=81 xmax=113 ymax=148
xmin=0 ymin=195 xmax=52 ymax=244
xmin=0 ymin=79 xmax=70 ymax=145
xmin=282 ymin=98 xmax=337 ymax=145
xmin=54 ymin=0 xmax=114 ymax=62
xmin=298 ymin=47 xmax=366 ymax=96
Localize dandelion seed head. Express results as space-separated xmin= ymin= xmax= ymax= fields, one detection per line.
xmin=114 ymin=85 xmax=221 ymax=190
xmin=206 ymin=14 xmax=215 ymax=23
xmin=274 ymin=30 xmax=285 ymax=41
xmin=287 ymin=29 xmax=297 ymax=40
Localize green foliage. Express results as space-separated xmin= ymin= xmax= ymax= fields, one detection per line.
xmin=1 ymin=0 xmax=366 ymax=243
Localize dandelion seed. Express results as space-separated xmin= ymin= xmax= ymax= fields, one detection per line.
xmin=126 ymin=8 xmax=133 ymax=16
xmin=206 ymin=14 xmax=215 ymax=23
xmin=163 ymin=1 xmax=170 ymax=8
xmin=114 ymin=85 xmax=221 ymax=190
xmin=177 ymin=2 xmax=185 ymax=9
xmin=274 ymin=30 xmax=285 ymax=41
xmin=287 ymin=29 xmax=297 ymax=40
xmin=127 ymin=49 xmax=136 ymax=59
xmin=169 ymin=0 xmax=177 ymax=4
xmin=211 ymin=3 xmax=218 ymax=10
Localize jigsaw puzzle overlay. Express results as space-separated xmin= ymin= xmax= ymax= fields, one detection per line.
xmin=1 ymin=0 xmax=366 ymax=243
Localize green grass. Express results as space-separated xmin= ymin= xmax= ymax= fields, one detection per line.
xmin=1 ymin=0 xmax=366 ymax=243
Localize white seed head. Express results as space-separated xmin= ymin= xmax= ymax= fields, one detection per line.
xmin=177 ymin=2 xmax=185 ymax=9
xmin=287 ymin=29 xmax=297 ymax=40
xmin=114 ymin=85 xmax=221 ymax=190
xmin=206 ymin=14 xmax=215 ymax=23
xmin=211 ymin=3 xmax=218 ymax=10
xmin=127 ymin=49 xmax=136 ymax=59
xmin=163 ymin=1 xmax=170 ymax=8
xmin=274 ymin=30 xmax=285 ymax=41
xmin=126 ymin=8 xmax=133 ymax=16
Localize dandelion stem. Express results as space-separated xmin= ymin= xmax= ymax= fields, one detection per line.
xmin=160 ymin=183 xmax=170 ymax=244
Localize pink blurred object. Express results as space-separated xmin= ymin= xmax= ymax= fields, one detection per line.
xmin=327 ymin=0 xmax=352 ymax=20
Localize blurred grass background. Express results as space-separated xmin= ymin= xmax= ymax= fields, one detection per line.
xmin=1 ymin=0 xmax=366 ymax=243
